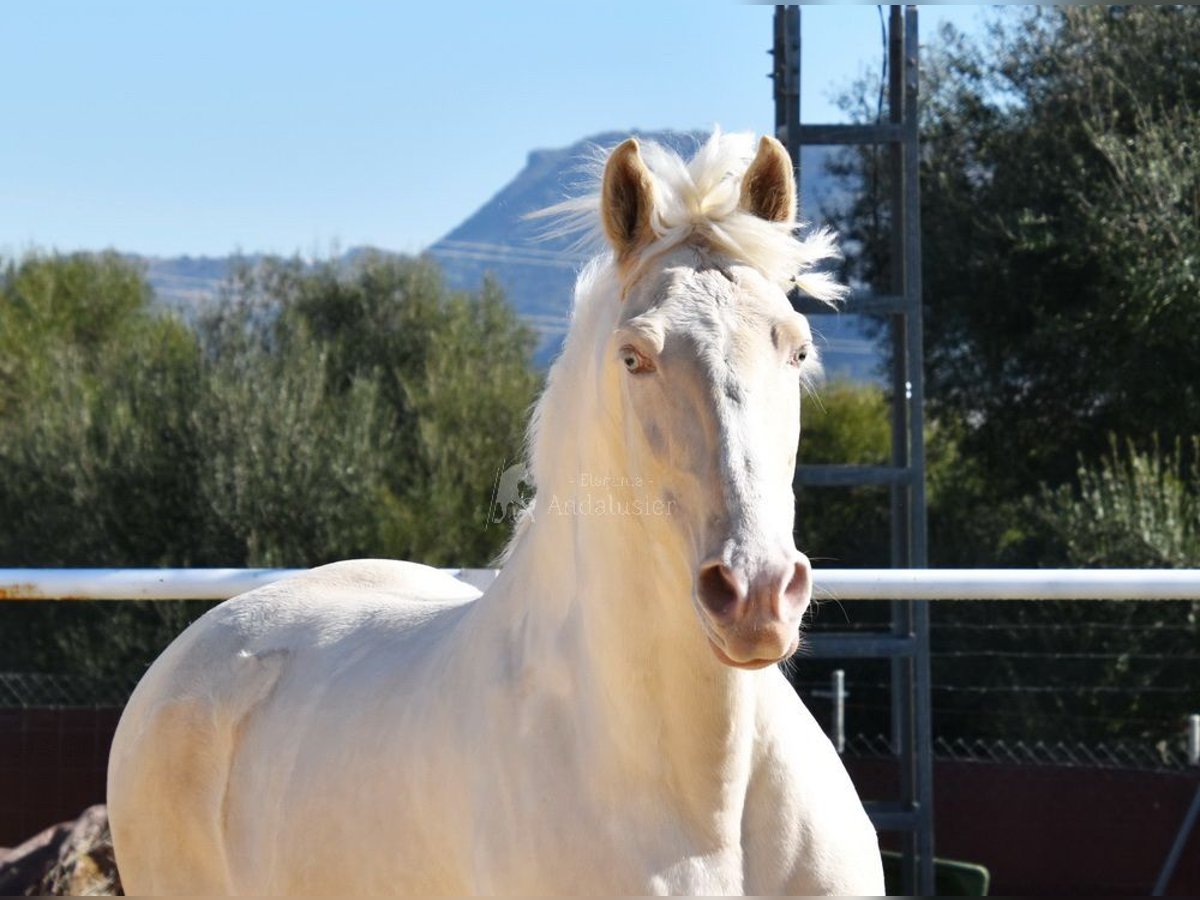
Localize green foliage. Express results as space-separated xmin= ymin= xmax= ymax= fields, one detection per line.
xmin=0 ymin=253 xmax=213 ymax=682
xmin=216 ymin=254 xmax=540 ymax=566
xmin=920 ymin=438 xmax=1200 ymax=746
xmin=795 ymin=381 xmax=891 ymax=569
xmin=797 ymin=381 xmax=985 ymax=570
xmin=824 ymin=9 xmax=1200 ymax=743
xmin=0 ymin=252 xmax=150 ymax=415
xmin=831 ymin=7 xmax=1200 ymax=515
xmin=973 ymin=437 xmax=1200 ymax=742
xmin=0 ymin=250 xmax=539 ymax=683
xmin=0 ymin=253 xmax=203 ymax=566
xmin=800 ymin=381 xmax=891 ymax=466
xmin=1039 ymin=436 xmax=1200 ymax=569
xmin=397 ymin=277 xmax=540 ymax=564
xmin=192 ymin=321 xmax=392 ymax=568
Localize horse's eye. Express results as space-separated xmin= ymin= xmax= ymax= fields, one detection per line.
xmin=788 ymin=343 xmax=812 ymax=368
xmin=620 ymin=345 xmax=655 ymax=375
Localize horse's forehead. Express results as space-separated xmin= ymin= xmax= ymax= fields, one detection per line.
xmin=625 ymin=255 xmax=779 ymax=331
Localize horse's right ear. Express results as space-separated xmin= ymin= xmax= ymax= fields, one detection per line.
xmin=601 ymin=138 xmax=657 ymax=261
xmin=739 ymin=136 xmax=796 ymax=224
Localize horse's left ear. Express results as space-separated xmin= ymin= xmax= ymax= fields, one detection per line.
xmin=602 ymin=138 xmax=657 ymax=261
xmin=739 ymin=136 xmax=796 ymax=224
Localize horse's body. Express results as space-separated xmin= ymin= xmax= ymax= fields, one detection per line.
xmin=108 ymin=132 xmax=884 ymax=895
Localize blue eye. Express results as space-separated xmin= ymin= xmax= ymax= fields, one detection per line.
xmin=620 ymin=345 xmax=655 ymax=374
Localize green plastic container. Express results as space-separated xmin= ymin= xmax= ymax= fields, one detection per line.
xmin=880 ymin=850 xmax=991 ymax=896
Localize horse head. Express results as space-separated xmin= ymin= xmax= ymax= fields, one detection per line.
xmin=596 ymin=134 xmax=838 ymax=669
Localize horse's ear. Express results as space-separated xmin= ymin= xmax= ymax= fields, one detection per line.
xmin=739 ymin=136 xmax=796 ymax=224
xmin=601 ymin=138 xmax=657 ymax=260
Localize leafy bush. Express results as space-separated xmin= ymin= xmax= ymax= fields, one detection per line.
xmin=794 ymin=380 xmax=892 ymax=574
xmin=931 ymin=438 xmax=1200 ymax=743
xmin=1038 ymin=436 xmax=1200 ymax=569
xmin=0 ymin=250 xmax=539 ymax=681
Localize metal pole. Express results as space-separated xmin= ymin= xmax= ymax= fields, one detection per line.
xmin=1188 ymin=714 xmax=1199 ymax=766
xmin=813 ymin=669 xmax=848 ymax=753
xmin=903 ymin=7 xmax=935 ymax=895
xmin=884 ymin=7 xmax=918 ymax=893
xmin=833 ymin=669 xmax=846 ymax=754
xmin=772 ymin=5 xmax=802 ymax=210
xmin=1153 ymin=783 xmax=1200 ymax=895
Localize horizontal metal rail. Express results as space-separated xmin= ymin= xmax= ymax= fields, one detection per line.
xmin=808 ymin=633 xmax=916 ymax=658
xmin=1 ymin=568 xmax=1199 ymax=602
xmin=792 ymin=292 xmax=915 ymax=317
xmin=797 ymin=123 xmax=906 ymax=145
xmin=795 ymin=465 xmax=915 ymax=487
xmin=0 ymin=568 xmax=495 ymax=601
xmin=864 ymin=801 xmax=920 ymax=831
xmin=815 ymin=569 xmax=1200 ymax=601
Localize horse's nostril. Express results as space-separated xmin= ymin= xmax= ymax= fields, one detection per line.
xmin=697 ymin=563 xmax=743 ymax=620
xmin=784 ymin=557 xmax=812 ymax=610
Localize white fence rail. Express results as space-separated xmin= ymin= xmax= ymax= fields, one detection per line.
xmin=2 ymin=567 xmax=1200 ymax=602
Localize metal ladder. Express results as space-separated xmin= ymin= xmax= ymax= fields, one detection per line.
xmin=773 ymin=6 xmax=934 ymax=894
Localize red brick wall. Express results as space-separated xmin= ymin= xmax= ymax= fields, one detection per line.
xmin=0 ymin=708 xmax=121 ymax=847
xmin=848 ymin=757 xmax=1200 ymax=895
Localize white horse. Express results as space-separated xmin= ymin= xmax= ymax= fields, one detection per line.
xmin=107 ymin=131 xmax=884 ymax=895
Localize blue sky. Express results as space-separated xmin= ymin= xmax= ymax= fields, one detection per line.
xmin=2 ymin=3 xmax=991 ymax=259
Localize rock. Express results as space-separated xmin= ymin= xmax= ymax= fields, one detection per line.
xmin=0 ymin=806 xmax=122 ymax=896
xmin=0 ymin=821 xmax=72 ymax=895
xmin=39 ymin=805 xmax=122 ymax=896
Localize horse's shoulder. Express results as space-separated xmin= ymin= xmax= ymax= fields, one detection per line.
xmin=746 ymin=673 xmax=884 ymax=895
xmin=214 ymin=558 xmax=479 ymax=625
xmin=291 ymin=554 xmax=482 ymax=602
xmin=167 ymin=559 xmax=477 ymax=669
xmin=283 ymin=558 xmax=481 ymax=603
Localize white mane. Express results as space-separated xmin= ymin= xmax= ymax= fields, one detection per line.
xmin=497 ymin=257 xmax=618 ymax=562
xmin=534 ymin=129 xmax=846 ymax=303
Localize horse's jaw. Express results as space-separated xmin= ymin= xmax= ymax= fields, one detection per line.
xmin=705 ymin=633 xmax=801 ymax=670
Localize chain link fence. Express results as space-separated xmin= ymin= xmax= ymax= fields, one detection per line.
xmin=0 ymin=673 xmax=139 ymax=710
xmin=845 ymin=732 xmax=1198 ymax=772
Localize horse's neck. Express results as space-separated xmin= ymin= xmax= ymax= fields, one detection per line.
xmin=482 ymin=446 xmax=762 ymax=812
xmin=492 ymin=512 xmax=759 ymax=802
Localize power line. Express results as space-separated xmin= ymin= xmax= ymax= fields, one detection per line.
xmin=434 ymin=239 xmax=590 ymax=262
xmin=427 ymin=247 xmax=580 ymax=271
xmin=897 ymin=682 xmax=1194 ymax=695
xmin=427 ymin=239 xmax=589 ymax=270
xmin=837 ymin=700 xmax=1182 ymax=728
xmin=930 ymin=649 xmax=1200 ymax=662
xmin=929 ymin=622 xmax=1198 ymax=633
